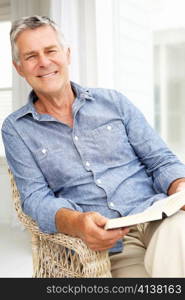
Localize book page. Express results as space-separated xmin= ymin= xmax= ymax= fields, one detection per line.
xmin=163 ymin=190 xmax=185 ymax=216
xmin=104 ymin=206 xmax=161 ymax=229
xmin=104 ymin=190 xmax=185 ymax=230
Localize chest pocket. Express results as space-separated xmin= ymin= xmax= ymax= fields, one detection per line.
xmin=33 ymin=145 xmax=85 ymax=190
xmin=88 ymin=120 xmax=136 ymax=167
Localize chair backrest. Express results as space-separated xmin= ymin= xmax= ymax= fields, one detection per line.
xmin=8 ymin=169 xmax=40 ymax=233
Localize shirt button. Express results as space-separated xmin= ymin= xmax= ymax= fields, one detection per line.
xmin=107 ymin=125 xmax=112 ymax=130
xmin=42 ymin=148 xmax=47 ymax=154
xmin=109 ymin=202 xmax=114 ymax=207
xmin=97 ymin=179 xmax=102 ymax=184
xmin=85 ymin=161 xmax=90 ymax=167
xmin=74 ymin=136 xmax=79 ymax=141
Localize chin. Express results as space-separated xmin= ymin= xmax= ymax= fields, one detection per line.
xmin=37 ymin=83 xmax=59 ymax=92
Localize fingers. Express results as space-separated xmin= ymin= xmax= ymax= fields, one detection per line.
xmin=180 ymin=205 xmax=185 ymax=211
xmin=84 ymin=225 xmax=130 ymax=251
xmin=78 ymin=211 xmax=130 ymax=251
xmin=92 ymin=212 xmax=108 ymax=227
xmin=87 ymin=231 xmax=127 ymax=251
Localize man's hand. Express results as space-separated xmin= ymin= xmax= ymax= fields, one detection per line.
xmin=56 ymin=208 xmax=129 ymax=251
xmin=167 ymin=178 xmax=185 ymax=211
xmin=175 ymin=181 xmax=185 ymax=211
xmin=76 ymin=211 xmax=130 ymax=251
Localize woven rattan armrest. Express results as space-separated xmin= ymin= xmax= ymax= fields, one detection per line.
xmin=9 ymin=169 xmax=111 ymax=277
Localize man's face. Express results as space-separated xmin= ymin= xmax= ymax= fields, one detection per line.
xmin=14 ymin=25 xmax=71 ymax=97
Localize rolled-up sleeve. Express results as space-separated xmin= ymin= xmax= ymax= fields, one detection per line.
xmin=114 ymin=91 xmax=185 ymax=194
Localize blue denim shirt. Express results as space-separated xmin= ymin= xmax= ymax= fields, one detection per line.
xmin=2 ymin=81 xmax=185 ymax=252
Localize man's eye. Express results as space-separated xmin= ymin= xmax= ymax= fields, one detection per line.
xmin=26 ymin=55 xmax=36 ymax=60
xmin=48 ymin=50 xmax=57 ymax=53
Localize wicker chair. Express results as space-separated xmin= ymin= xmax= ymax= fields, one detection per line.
xmin=9 ymin=170 xmax=111 ymax=278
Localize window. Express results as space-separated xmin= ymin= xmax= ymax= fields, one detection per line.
xmin=111 ymin=0 xmax=154 ymax=124
xmin=0 ymin=20 xmax=12 ymax=156
xmin=153 ymin=35 xmax=185 ymax=162
xmin=151 ymin=0 xmax=185 ymax=163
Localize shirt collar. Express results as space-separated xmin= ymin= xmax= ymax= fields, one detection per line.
xmin=15 ymin=81 xmax=95 ymax=121
xmin=71 ymin=81 xmax=94 ymax=101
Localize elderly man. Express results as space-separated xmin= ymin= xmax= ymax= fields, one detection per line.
xmin=2 ymin=15 xmax=185 ymax=277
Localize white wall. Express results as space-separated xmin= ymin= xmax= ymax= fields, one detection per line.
xmin=150 ymin=0 xmax=185 ymax=31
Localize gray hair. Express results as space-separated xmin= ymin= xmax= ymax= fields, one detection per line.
xmin=10 ymin=15 xmax=68 ymax=63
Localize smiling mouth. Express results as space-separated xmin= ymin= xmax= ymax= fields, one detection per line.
xmin=38 ymin=71 xmax=58 ymax=78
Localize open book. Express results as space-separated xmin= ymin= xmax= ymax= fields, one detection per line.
xmin=104 ymin=190 xmax=185 ymax=230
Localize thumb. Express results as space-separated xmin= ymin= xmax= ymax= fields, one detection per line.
xmin=176 ymin=182 xmax=185 ymax=193
xmin=92 ymin=212 xmax=108 ymax=227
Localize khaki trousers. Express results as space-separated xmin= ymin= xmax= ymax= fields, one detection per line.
xmin=110 ymin=210 xmax=185 ymax=277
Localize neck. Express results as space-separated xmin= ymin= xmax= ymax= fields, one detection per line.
xmin=34 ymin=82 xmax=75 ymax=128
xmin=35 ymin=82 xmax=75 ymax=114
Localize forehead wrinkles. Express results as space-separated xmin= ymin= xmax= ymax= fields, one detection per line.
xmin=16 ymin=26 xmax=62 ymax=54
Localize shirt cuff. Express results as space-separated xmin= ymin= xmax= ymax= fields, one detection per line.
xmin=37 ymin=197 xmax=83 ymax=234
xmin=153 ymin=164 xmax=185 ymax=194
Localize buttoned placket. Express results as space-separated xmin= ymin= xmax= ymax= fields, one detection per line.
xmin=67 ymin=92 xmax=118 ymax=214
xmin=72 ymin=96 xmax=92 ymax=172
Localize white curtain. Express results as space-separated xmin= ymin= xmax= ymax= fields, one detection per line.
xmin=50 ymin=0 xmax=98 ymax=87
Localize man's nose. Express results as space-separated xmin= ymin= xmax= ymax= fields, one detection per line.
xmin=38 ymin=54 xmax=51 ymax=67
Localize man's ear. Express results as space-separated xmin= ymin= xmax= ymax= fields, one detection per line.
xmin=66 ymin=47 xmax=71 ymax=64
xmin=13 ymin=61 xmax=25 ymax=78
